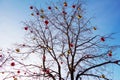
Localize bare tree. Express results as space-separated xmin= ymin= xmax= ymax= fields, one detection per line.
xmin=0 ymin=0 xmax=120 ymax=80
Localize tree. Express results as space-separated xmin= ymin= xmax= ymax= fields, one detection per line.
xmin=0 ymin=0 xmax=120 ymax=80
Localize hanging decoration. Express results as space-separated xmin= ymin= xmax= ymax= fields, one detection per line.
xmin=1 ymin=72 xmax=4 ymax=74
xmin=108 ymin=50 xmax=112 ymax=57
xmin=30 ymin=6 xmax=33 ymax=9
xmin=46 ymin=69 xmax=50 ymax=74
xmin=0 ymin=54 xmax=2 ymax=57
xmin=77 ymin=7 xmax=81 ymax=10
xmin=67 ymin=50 xmax=71 ymax=54
xmin=48 ymin=6 xmax=51 ymax=10
xmin=30 ymin=30 xmax=33 ymax=33
xmin=40 ymin=15 xmax=45 ymax=19
xmin=70 ymin=43 xmax=74 ymax=47
xmin=11 ymin=62 xmax=15 ymax=66
xmin=36 ymin=12 xmax=39 ymax=15
xmin=100 ymin=74 xmax=105 ymax=78
xmin=61 ymin=61 xmax=63 ymax=64
xmin=17 ymin=70 xmax=20 ymax=74
xmin=14 ymin=78 xmax=17 ymax=80
xmin=62 ymin=11 xmax=67 ymax=15
xmin=77 ymin=15 xmax=82 ymax=19
xmin=64 ymin=2 xmax=67 ymax=6
xmin=93 ymin=27 xmax=97 ymax=30
xmin=55 ymin=6 xmax=58 ymax=9
xmin=72 ymin=5 xmax=76 ymax=8
xmin=40 ymin=9 xmax=44 ymax=13
xmin=59 ymin=53 xmax=64 ymax=57
xmin=100 ymin=37 xmax=105 ymax=42
xmin=33 ymin=37 xmax=36 ymax=40
xmin=24 ymin=27 xmax=28 ymax=30
xmin=31 ymin=13 xmax=34 ymax=16
xmin=44 ymin=20 xmax=49 ymax=25
xmin=16 ymin=48 xmax=20 ymax=52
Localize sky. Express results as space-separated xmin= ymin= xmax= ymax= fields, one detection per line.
xmin=0 ymin=0 xmax=120 ymax=80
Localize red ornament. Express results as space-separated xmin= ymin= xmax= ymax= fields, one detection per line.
xmin=48 ymin=6 xmax=51 ymax=10
xmin=101 ymin=37 xmax=105 ymax=42
xmin=108 ymin=53 xmax=112 ymax=57
xmin=70 ymin=43 xmax=73 ymax=47
xmin=24 ymin=27 xmax=28 ymax=30
xmin=72 ymin=5 xmax=76 ymax=8
xmin=46 ymin=69 xmax=50 ymax=74
xmin=11 ymin=62 xmax=15 ymax=66
xmin=108 ymin=50 xmax=112 ymax=57
xmin=17 ymin=70 xmax=20 ymax=74
xmin=30 ymin=6 xmax=33 ymax=9
xmin=45 ymin=20 xmax=49 ymax=25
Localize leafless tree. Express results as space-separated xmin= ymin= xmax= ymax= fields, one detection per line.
xmin=0 ymin=0 xmax=120 ymax=80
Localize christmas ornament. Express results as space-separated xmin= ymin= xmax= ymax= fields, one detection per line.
xmin=46 ymin=69 xmax=50 ymax=74
xmin=0 ymin=54 xmax=2 ymax=57
xmin=11 ymin=62 xmax=15 ymax=66
xmin=77 ymin=15 xmax=82 ymax=19
xmin=108 ymin=50 xmax=112 ymax=57
xmin=24 ymin=27 xmax=28 ymax=30
xmin=30 ymin=30 xmax=33 ymax=33
xmin=93 ymin=27 xmax=96 ymax=30
xmin=61 ymin=61 xmax=63 ymax=64
xmin=70 ymin=43 xmax=73 ymax=47
xmin=67 ymin=50 xmax=71 ymax=54
xmin=55 ymin=6 xmax=58 ymax=9
xmin=30 ymin=6 xmax=33 ymax=9
xmin=64 ymin=2 xmax=67 ymax=6
xmin=2 ymin=72 xmax=4 ymax=74
xmin=40 ymin=15 xmax=45 ymax=19
xmin=17 ymin=70 xmax=20 ymax=74
xmin=36 ymin=12 xmax=39 ymax=15
xmin=62 ymin=11 xmax=67 ymax=15
xmin=31 ymin=13 xmax=34 ymax=16
xmin=14 ymin=78 xmax=17 ymax=80
xmin=48 ymin=6 xmax=51 ymax=10
xmin=45 ymin=20 xmax=49 ymax=25
xmin=101 ymin=37 xmax=105 ymax=42
xmin=40 ymin=9 xmax=44 ymax=13
xmin=100 ymin=74 xmax=105 ymax=78
xmin=16 ymin=48 xmax=20 ymax=52
xmin=60 ymin=53 xmax=64 ymax=57
xmin=77 ymin=7 xmax=81 ymax=10
xmin=72 ymin=5 xmax=76 ymax=8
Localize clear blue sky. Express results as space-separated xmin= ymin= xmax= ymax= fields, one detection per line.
xmin=0 ymin=0 xmax=120 ymax=80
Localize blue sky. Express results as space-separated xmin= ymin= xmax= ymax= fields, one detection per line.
xmin=0 ymin=0 xmax=120 ymax=80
